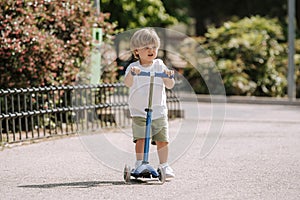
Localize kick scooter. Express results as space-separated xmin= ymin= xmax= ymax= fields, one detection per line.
xmin=123 ymin=71 xmax=174 ymax=184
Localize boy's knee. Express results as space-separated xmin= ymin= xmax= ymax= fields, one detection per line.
xmin=155 ymin=141 xmax=168 ymax=146
xmin=135 ymin=138 xmax=145 ymax=143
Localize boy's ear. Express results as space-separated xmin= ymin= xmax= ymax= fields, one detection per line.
xmin=134 ymin=50 xmax=139 ymax=58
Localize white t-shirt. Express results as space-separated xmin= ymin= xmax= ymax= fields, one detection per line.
xmin=125 ymin=59 xmax=168 ymax=119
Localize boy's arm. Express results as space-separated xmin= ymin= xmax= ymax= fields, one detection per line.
xmin=124 ymin=66 xmax=141 ymax=87
xmin=124 ymin=72 xmax=134 ymax=87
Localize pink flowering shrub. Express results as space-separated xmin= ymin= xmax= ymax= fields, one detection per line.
xmin=0 ymin=0 xmax=115 ymax=89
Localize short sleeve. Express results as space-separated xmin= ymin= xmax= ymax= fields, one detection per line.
xmin=155 ymin=59 xmax=168 ymax=71
xmin=125 ymin=63 xmax=135 ymax=76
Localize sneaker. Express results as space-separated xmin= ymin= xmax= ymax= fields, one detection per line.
xmin=160 ymin=164 xmax=175 ymax=178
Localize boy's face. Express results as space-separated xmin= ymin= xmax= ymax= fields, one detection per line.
xmin=135 ymin=45 xmax=158 ymax=65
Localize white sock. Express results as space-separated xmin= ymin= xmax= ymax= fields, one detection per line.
xmin=135 ymin=160 xmax=143 ymax=168
xmin=160 ymin=162 xmax=169 ymax=168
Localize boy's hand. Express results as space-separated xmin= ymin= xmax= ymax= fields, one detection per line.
xmin=162 ymin=69 xmax=175 ymax=89
xmin=130 ymin=66 xmax=141 ymax=75
xmin=164 ymin=69 xmax=175 ymax=78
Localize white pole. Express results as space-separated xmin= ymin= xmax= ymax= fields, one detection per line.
xmin=91 ymin=0 xmax=102 ymax=85
xmin=288 ymin=0 xmax=296 ymax=100
xmin=93 ymin=0 xmax=100 ymax=15
xmin=96 ymin=0 xmax=100 ymax=15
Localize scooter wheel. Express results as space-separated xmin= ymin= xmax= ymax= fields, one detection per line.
xmin=124 ymin=164 xmax=131 ymax=183
xmin=157 ymin=166 xmax=166 ymax=184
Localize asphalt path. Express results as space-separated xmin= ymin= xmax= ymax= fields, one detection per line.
xmin=1 ymin=101 xmax=300 ymax=200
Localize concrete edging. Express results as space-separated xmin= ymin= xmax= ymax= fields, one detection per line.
xmin=181 ymin=94 xmax=300 ymax=106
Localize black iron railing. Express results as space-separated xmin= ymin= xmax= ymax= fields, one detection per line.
xmin=0 ymin=83 xmax=181 ymax=145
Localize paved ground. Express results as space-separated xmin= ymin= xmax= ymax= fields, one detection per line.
xmin=1 ymin=100 xmax=300 ymax=200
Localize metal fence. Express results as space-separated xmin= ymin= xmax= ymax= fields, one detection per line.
xmin=0 ymin=83 xmax=181 ymax=145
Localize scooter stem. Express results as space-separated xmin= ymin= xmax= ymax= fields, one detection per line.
xmin=143 ymin=75 xmax=154 ymax=163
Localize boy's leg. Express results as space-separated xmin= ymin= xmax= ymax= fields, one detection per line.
xmin=134 ymin=139 xmax=144 ymax=169
xmin=156 ymin=141 xmax=168 ymax=164
xmin=151 ymin=117 xmax=169 ymax=164
xmin=132 ymin=117 xmax=146 ymax=167
xmin=136 ymin=139 xmax=169 ymax=164
xmin=135 ymin=139 xmax=145 ymax=161
xmin=156 ymin=141 xmax=175 ymax=178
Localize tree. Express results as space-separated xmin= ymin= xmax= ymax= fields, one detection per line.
xmin=161 ymin=0 xmax=191 ymax=24
xmin=188 ymin=0 xmax=287 ymax=35
xmin=100 ymin=0 xmax=179 ymax=29
xmin=0 ymin=0 xmax=115 ymax=89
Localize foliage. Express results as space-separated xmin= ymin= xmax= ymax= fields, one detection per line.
xmin=100 ymin=43 xmax=119 ymax=83
xmin=0 ymin=0 xmax=116 ymax=89
xmin=205 ymin=16 xmax=287 ymax=96
xmin=180 ymin=16 xmax=289 ymax=97
xmin=161 ymin=0 xmax=191 ymax=24
xmin=179 ymin=36 xmax=211 ymax=94
xmin=100 ymin=0 xmax=178 ymax=30
xmin=187 ymin=0 xmax=287 ymax=35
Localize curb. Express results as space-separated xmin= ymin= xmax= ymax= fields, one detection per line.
xmin=198 ymin=95 xmax=300 ymax=106
xmin=180 ymin=93 xmax=300 ymax=106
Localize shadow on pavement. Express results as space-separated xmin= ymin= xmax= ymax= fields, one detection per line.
xmin=18 ymin=179 xmax=164 ymax=188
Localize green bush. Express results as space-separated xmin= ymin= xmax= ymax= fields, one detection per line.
xmin=205 ymin=16 xmax=288 ymax=96
xmin=0 ymin=0 xmax=115 ymax=89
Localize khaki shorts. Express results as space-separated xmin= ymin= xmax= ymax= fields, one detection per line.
xmin=132 ymin=116 xmax=169 ymax=144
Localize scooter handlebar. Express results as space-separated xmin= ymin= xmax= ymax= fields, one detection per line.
xmin=131 ymin=71 xmax=174 ymax=79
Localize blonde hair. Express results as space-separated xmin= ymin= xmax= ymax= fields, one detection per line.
xmin=130 ymin=28 xmax=160 ymax=58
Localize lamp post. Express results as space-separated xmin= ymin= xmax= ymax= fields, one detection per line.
xmin=287 ymin=0 xmax=296 ymax=100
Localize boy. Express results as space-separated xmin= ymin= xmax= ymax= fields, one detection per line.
xmin=124 ymin=28 xmax=175 ymax=178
